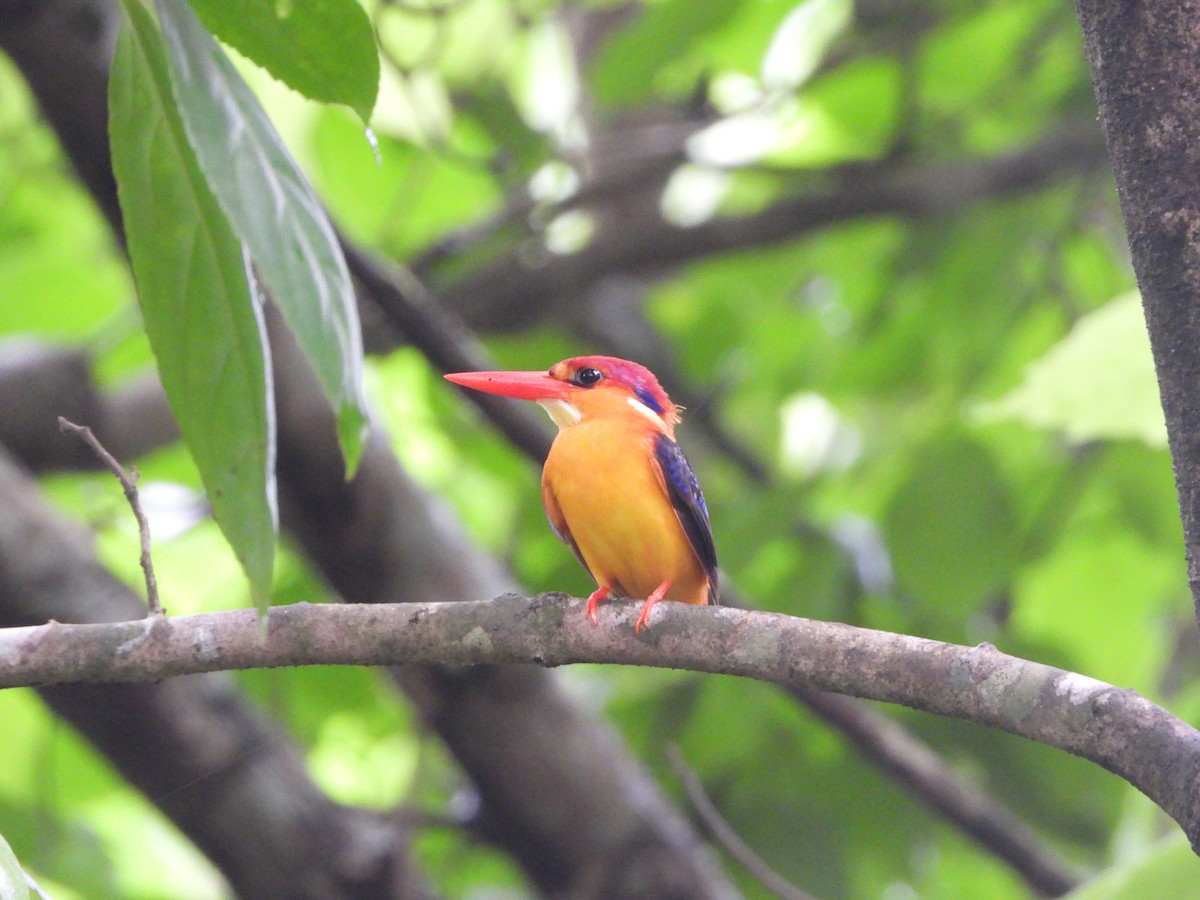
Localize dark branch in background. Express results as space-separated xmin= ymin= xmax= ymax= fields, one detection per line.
xmin=342 ymin=242 xmax=554 ymax=460
xmin=266 ymin=309 xmax=738 ymax=899
xmin=0 ymin=3 xmax=739 ymax=897
xmin=58 ymin=416 xmax=161 ymax=614
xmin=790 ymin=687 xmax=1081 ymax=895
xmin=435 ymin=117 xmax=1109 ymax=332
xmin=666 ymin=746 xmax=817 ymax=900
xmin=4 ymin=595 xmax=1200 ymax=858
xmin=0 ymin=0 xmax=122 ymax=231
xmin=0 ymin=445 xmax=429 ymax=900
xmin=344 ymin=247 xmax=1082 ymax=891
xmin=0 ymin=342 xmax=175 ymax=472
xmin=0 ymin=340 xmax=1079 ymax=896
xmin=0 ymin=0 xmax=1110 ymax=894
xmin=1075 ymin=2 xmax=1200 ymax=637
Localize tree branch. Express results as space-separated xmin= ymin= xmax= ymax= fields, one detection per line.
xmin=339 ymin=251 xmax=1082 ymax=893
xmin=0 ymin=443 xmax=429 ymax=899
xmin=437 ymin=117 xmax=1110 ymax=332
xmin=0 ymin=6 xmax=741 ymax=892
xmin=0 ymin=1 xmax=1118 ymax=897
xmin=4 ymin=594 xmax=1199 ymax=854
xmin=0 ymin=339 xmax=1080 ymax=897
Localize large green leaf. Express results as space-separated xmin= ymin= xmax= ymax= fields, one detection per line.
xmin=158 ymin=0 xmax=368 ymax=472
xmin=1014 ymin=527 xmax=1173 ymax=687
xmin=111 ymin=0 xmax=276 ymax=605
xmin=186 ymin=0 xmax=378 ymax=121
xmin=882 ymin=436 xmax=1020 ymax=632
xmin=980 ymin=292 xmax=1165 ymax=446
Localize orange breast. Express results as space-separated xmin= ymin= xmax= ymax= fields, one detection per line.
xmin=542 ymin=415 xmax=709 ymax=606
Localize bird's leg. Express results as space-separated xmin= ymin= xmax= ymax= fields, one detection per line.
xmin=634 ymin=581 xmax=672 ymax=633
xmin=585 ymin=582 xmax=612 ymax=624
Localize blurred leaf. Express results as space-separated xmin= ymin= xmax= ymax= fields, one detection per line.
xmin=0 ymin=833 xmax=30 ymax=900
xmin=921 ymin=5 xmax=1036 ymax=105
xmin=459 ymin=82 xmax=546 ymax=177
xmin=1012 ymin=498 xmax=1176 ymax=689
xmin=771 ymin=57 xmax=902 ymax=165
xmin=186 ymin=0 xmax=378 ymax=120
xmin=760 ymin=0 xmax=852 ymax=91
xmin=111 ymin=0 xmax=276 ymax=604
xmin=81 ymin=794 xmax=226 ymax=898
xmin=1096 ymin=443 xmax=1182 ymax=547
xmin=1061 ymin=231 xmax=1131 ymax=308
xmin=588 ymin=0 xmax=741 ymax=106
xmin=0 ymin=180 xmax=128 ymax=339
xmin=4 ymin=0 xmax=1186 ymax=894
xmin=376 ymin=0 xmax=512 ymax=88
xmin=310 ymin=111 xmax=431 ymax=246
xmin=883 ymin=436 xmax=1020 ymax=630
xmin=157 ymin=0 xmax=369 ymax=473
xmin=1066 ymin=833 xmax=1200 ymax=900
xmin=980 ymin=292 xmax=1165 ymax=446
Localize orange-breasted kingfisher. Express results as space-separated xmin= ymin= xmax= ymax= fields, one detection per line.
xmin=445 ymin=356 xmax=718 ymax=632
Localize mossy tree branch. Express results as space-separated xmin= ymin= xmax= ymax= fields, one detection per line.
xmin=4 ymin=593 xmax=1199 ymax=853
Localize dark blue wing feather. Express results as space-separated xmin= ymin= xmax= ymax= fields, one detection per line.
xmin=654 ymin=433 xmax=719 ymax=604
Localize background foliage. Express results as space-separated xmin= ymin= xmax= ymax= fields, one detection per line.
xmin=0 ymin=0 xmax=1197 ymax=897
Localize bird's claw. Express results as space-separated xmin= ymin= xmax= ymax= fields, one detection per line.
xmin=633 ymin=581 xmax=672 ymax=634
xmin=585 ymin=585 xmax=610 ymax=624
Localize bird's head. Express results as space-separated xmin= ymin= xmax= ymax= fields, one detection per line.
xmin=445 ymin=356 xmax=680 ymax=434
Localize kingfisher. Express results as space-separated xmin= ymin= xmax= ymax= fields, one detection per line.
xmin=445 ymin=356 xmax=718 ymax=632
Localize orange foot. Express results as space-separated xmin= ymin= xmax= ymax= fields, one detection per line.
xmin=585 ymin=583 xmax=612 ymax=624
xmin=634 ymin=581 xmax=672 ymax=634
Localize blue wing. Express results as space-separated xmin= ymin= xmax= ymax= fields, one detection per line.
xmin=654 ymin=433 xmax=719 ymax=604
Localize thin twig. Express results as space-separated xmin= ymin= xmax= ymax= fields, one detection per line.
xmin=666 ymin=744 xmax=817 ymax=900
xmin=57 ymin=416 xmax=161 ymax=615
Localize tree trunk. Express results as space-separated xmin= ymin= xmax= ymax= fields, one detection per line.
xmin=1075 ymin=1 xmax=1200 ymax=633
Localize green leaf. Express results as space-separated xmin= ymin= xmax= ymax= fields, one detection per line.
xmin=1012 ymin=527 xmax=1173 ymax=688
xmin=111 ymin=0 xmax=276 ymax=606
xmin=0 ymin=833 xmax=30 ymax=900
xmin=979 ymin=292 xmax=1165 ymax=446
xmin=157 ymin=0 xmax=369 ymax=472
xmin=588 ymin=0 xmax=741 ymax=107
xmin=186 ymin=0 xmax=378 ymax=121
xmin=882 ymin=436 xmax=1020 ymax=632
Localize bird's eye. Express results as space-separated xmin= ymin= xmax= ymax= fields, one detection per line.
xmin=573 ymin=367 xmax=603 ymax=387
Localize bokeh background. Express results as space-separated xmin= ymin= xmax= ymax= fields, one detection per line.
xmin=1 ymin=0 xmax=1196 ymax=896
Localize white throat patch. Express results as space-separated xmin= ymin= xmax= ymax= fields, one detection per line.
xmin=537 ymin=398 xmax=582 ymax=430
xmin=626 ymin=395 xmax=665 ymax=426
